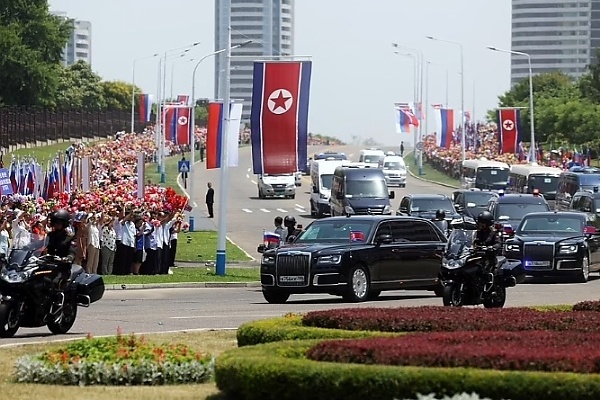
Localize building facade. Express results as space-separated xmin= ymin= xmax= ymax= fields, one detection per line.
xmin=52 ymin=11 xmax=92 ymax=66
xmin=214 ymin=0 xmax=295 ymax=120
xmin=511 ymin=0 xmax=600 ymax=85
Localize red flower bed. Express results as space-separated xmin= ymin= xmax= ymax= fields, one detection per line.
xmin=573 ymin=300 xmax=600 ymax=312
xmin=302 ymin=306 xmax=600 ymax=333
xmin=306 ymin=330 xmax=600 ymax=373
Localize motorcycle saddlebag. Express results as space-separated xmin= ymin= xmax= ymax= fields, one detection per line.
xmin=75 ymin=274 xmax=105 ymax=304
xmin=497 ymin=259 xmax=526 ymax=286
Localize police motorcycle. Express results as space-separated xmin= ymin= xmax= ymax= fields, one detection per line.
xmin=0 ymin=233 xmax=105 ymax=338
xmin=439 ymin=220 xmax=525 ymax=308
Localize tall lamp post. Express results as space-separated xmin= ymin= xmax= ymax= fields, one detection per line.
xmin=188 ymin=40 xmax=252 ymax=231
xmin=427 ymin=36 xmax=465 ymax=164
xmin=130 ymin=53 xmax=158 ymax=133
xmin=487 ymin=46 xmax=536 ymax=163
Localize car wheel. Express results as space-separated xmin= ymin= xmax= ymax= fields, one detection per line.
xmin=442 ymin=283 xmax=464 ymax=307
xmin=310 ymin=201 xmax=317 ymax=216
xmin=262 ymin=289 xmax=290 ymax=304
xmin=342 ymin=265 xmax=370 ymax=303
xmin=577 ymin=253 xmax=590 ymax=283
xmin=258 ymin=189 xmax=264 ymax=199
xmin=291 ymin=194 xmax=296 ymax=199
xmin=483 ymin=285 xmax=506 ymax=308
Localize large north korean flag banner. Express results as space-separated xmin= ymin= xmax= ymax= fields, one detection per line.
xmin=250 ymin=61 xmax=312 ymax=175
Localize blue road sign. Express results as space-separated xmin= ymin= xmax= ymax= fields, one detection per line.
xmin=178 ymin=160 xmax=190 ymax=173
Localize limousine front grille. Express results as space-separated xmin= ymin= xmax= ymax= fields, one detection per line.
xmin=276 ymin=253 xmax=310 ymax=287
xmin=354 ymin=208 xmax=384 ymax=215
xmin=523 ymin=243 xmax=554 ymax=270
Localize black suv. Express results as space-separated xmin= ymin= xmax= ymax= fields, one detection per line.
xmin=259 ymin=216 xmax=446 ymax=304
xmin=452 ymin=189 xmax=499 ymax=219
xmin=570 ymin=191 xmax=600 ymax=230
xmin=487 ymin=193 xmax=549 ymax=234
xmin=397 ymin=194 xmax=461 ymax=221
xmin=503 ymin=211 xmax=600 ymax=282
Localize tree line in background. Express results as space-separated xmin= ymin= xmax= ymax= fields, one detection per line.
xmin=490 ymin=50 xmax=600 ymax=152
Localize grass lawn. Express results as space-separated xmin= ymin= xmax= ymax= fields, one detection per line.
xmin=5 ymin=141 xmax=92 ymax=163
xmin=405 ymin=152 xmax=460 ymax=187
xmin=0 ymin=330 xmax=236 ymax=400
xmin=102 ymin=267 xmax=258 ymax=285
xmin=175 ymin=231 xmax=252 ymax=263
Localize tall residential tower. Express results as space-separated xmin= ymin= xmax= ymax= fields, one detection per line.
xmin=52 ymin=11 xmax=92 ymax=66
xmin=215 ymin=0 xmax=295 ymax=120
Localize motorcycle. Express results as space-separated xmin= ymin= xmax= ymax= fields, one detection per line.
xmin=0 ymin=234 xmax=105 ymax=338
xmin=440 ymin=228 xmax=525 ymax=308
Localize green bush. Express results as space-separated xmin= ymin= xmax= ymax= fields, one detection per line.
xmin=237 ymin=314 xmax=396 ymax=347
xmin=216 ymin=340 xmax=600 ymax=400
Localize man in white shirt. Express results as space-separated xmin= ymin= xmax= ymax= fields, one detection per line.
xmin=112 ymin=206 xmax=124 ymax=274
xmin=161 ymin=213 xmax=173 ymax=274
xmin=120 ymin=210 xmax=137 ymax=275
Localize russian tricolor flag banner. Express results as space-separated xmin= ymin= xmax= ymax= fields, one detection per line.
xmin=434 ymin=108 xmax=454 ymax=149
xmin=206 ymin=101 xmax=244 ymax=169
xmin=138 ymin=94 xmax=153 ymax=122
xmin=163 ymin=107 xmax=176 ymax=142
xmin=250 ymin=61 xmax=312 ymax=175
xmin=497 ymin=108 xmax=521 ymax=154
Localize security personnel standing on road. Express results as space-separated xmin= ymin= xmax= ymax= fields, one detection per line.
xmin=283 ymin=215 xmax=302 ymax=243
xmin=400 ymin=141 xmax=405 ymax=157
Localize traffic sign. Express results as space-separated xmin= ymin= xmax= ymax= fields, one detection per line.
xmin=178 ymin=160 xmax=190 ymax=173
xmin=416 ymin=141 xmax=424 ymax=151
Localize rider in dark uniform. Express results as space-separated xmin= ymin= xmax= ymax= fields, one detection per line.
xmin=283 ymin=215 xmax=302 ymax=243
xmin=432 ymin=209 xmax=449 ymax=236
xmin=46 ymin=209 xmax=76 ymax=290
xmin=473 ymin=211 xmax=501 ymax=273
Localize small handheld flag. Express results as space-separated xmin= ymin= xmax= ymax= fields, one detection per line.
xmin=264 ymin=231 xmax=281 ymax=245
xmin=350 ymin=230 xmax=365 ymax=242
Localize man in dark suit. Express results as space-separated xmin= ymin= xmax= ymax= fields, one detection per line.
xmin=206 ymin=182 xmax=214 ymax=218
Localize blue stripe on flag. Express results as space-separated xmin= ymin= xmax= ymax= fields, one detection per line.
xmin=297 ymin=61 xmax=312 ymax=172
xmin=250 ymin=61 xmax=265 ymax=175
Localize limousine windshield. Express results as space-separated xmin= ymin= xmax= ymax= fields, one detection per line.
xmin=296 ymin=220 xmax=373 ymax=243
xmin=346 ymin=180 xmax=388 ymax=198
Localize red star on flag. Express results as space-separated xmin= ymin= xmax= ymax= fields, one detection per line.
xmin=270 ymin=90 xmax=291 ymax=111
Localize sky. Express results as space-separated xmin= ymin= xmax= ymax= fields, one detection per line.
xmin=48 ymin=0 xmax=511 ymax=145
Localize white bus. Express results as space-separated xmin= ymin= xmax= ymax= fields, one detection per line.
xmin=461 ymin=159 xmax=510 ymax=190
xmin=507 ymin=164 xmax=561 ymax=201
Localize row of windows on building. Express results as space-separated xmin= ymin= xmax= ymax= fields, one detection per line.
xmin=512 ymin=11 xmax=589 ymax=18
xmin=513 ymin=39 xmax=589 ymax=46
xmin=231 ymin=6 xmax=292 ymax=13
xmin=231 ymin=15 xmax=292 ymax=22
xmin=513 ymin=30 xmax=590 ymax=37
xmin=512 ymin=58 xmax=589 ymax=64
xmin=231 ymin=24 xmax=292 ymax=31
xmin=512 ymin=67 xmax=587 ymax=75
xmin=512 ymin=20 xmax=589 ymax=28
xmin=512 ymin=2 xmax=588 ymax=10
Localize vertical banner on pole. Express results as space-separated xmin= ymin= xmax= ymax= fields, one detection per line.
xmin=82 ymin=156 xmax=90 ymax=192
xmin=137 ymin=152 xmax=145 ymax=199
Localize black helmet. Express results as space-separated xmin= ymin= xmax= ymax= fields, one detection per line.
xmin=477 ymin=211 xmax=494 ymax=227
xmin=284 ymin=215 xmax=296 ymax=228
xmin=435 ymin=209 xmax=446 ymax=220
xmin=51 ymin=209 xmax=71 ymax=225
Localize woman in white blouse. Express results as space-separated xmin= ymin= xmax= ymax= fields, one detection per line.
xmin=86 ymin=214 xmax=101 ymax=274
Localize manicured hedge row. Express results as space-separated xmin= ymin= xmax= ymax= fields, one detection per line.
xmin=573 ymin=300 xmax=600 ymax=312
xmin=302 ymin=306 xmax=600 ymax=333
xmin=307 ymin=330 xmax=600 ymax=373
xmin=236 ymin=314 xmax=396 ymax=347
xmin=215 ymin=340 xmax=600 ymax=400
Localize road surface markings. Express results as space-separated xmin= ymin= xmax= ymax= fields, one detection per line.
xmin=276 ymin=208 xmax=288 ymax=213
xmin=260 ymin=208 xmax=271 ymax=213
xmin=242 ymin=209 xmax=253 ymax=213
xmin=295 ymin=204 xmax=305 ymax=209
xmin=295 ymin=208 xmax=305 ymax=213
xmin=251 ymin=180 xmax=257 ymax=184
xmin=246 ymin=173 xmax=250 ymax=178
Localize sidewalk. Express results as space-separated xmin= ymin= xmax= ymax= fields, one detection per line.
xmin=105 ymin=281 xmax=261 ymax=290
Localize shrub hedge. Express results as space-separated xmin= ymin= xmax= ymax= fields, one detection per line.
xmin=236 ymin=314 xmax=396 ymax=347
xmin=302 ymin=306 xmax=600 ymax=333
xmin=573 ymin=300 xmax=600 ymax=312
xmin=215 ymin=340 xmax=600 ymax=400
xmin=307 ymin=330 xmax=600 ymax=373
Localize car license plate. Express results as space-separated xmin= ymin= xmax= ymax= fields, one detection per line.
xmin=279 ymin=275 xmax=304 ymax=283
xmin=525 ymin=261 xmax=551 ymax=267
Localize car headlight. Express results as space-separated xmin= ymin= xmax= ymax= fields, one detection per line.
xmin=344 ymin=206 xmax=355 ymax=215
xmin=0 ymin=267 xmax=32 ymax=283
xmin=261 ymin=255 xmax=276 ymax=265
xmin=559 ymin=244 xmax=578 ymax=254
xmin=263 ymin=184 xmax=273 ymax=190
xmin=442 ymin=258 xmax=465 ymax=269
xmin=383 ymin=205 xmax=391 ymax=214
xmin=317 ymin=255 xmax=342 ymax=265
xmin=287 ymin=184 xmax=295 ymax=188
xmin=504 ymin=244 xmax=520 ymax=252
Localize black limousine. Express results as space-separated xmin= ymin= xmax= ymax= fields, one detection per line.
xmin=259 ymin=216 xmax=446 ymax=303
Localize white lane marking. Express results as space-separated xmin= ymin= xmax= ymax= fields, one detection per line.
xmin=247 ymin=167 xmax=251 ymax=172
xmin=251 ymin=180 xmax=257 ymax=184
xmin=295 ymin=208 xmax=305 ymax=212
xmin=295 ymin=204 xmax=305 ymax=209
xmin=242 ymin=208 xmax=253 ymax=213
xmin=277 ymin=208 xmax=288 ymax=213
xmin=246 ymin=174 xmax=250 ymax=178
xmin=348 ymin=153 xmax=354 ymax=158
xmin=193 ymin=202 xmax=198 ymax=207
xmin=260 ymin=208 xmax=271 ymax=213
xmin=170 ymin=314 xmax=281 ymax=320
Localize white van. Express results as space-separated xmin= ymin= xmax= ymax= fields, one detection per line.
xmin=257 ymin=174 xmax=296 ymax=199
xmin=309 ymin=159 xmax=348 ymax=217
xmin=358 ymin=149 xmax=386 ymax=168
xmin=381 ymin=155 xmax=407 ymax=187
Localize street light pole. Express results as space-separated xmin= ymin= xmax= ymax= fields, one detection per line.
xmin=487 ymin=46 xmax=536 ymax=163
xmin=427 ymin=36 xmax=465 ymax=164
xmin=393 ymin=51 xmax=418 ymax=164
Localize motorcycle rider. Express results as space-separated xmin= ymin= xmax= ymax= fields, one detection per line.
xmin=46 ymin=209 xmax=76 ymax=291
xmin=432 ymin=209 xmax=449 ymax=236
xmin=283 ymin=215 xmax=302 ymax=243
xmin=473 ymin=211 xmax=501 ymax=274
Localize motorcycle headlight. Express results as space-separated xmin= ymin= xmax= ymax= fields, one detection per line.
xmin=344 ymin=206 xmax=355 ymax=215
xmin=0 ymin=267 xmax=32 ymax=283
xmin=442 ymin=258 xmax=465 ymax=269
xmin=317 ymin=254 xmax=342 ymax=265
xmin=504 ymin=244 xmax=520 ymax=252
xmin=559 ymin=244 xmax=578 ymax=254
xmin=383 ymin=205 xmax=391 ymax=215
xmin=261 ymin=255 xmax=276 ymax=265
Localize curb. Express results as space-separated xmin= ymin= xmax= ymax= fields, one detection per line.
xmin=406 ymin=151 xmax=460 ymax=189
xmin=105 ymin=281 xmax=261 ymax=290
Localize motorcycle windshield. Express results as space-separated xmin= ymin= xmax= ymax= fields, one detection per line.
xmin=8 ymin=233 xmax=48 ymax=267
xmin=446 ymin=229 xmax=476 ymax=259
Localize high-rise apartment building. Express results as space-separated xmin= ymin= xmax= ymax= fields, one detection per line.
xmin=215 ymin=0 xmax=295 ymax=120
xmin=52 ymin=11 xmax=92 ymax=66
xmin=511 ymin=0 xmax=600 ymax=85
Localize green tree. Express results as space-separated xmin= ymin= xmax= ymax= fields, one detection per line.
xmin=102 ymin=80 xmax=140 ymax=110
xmin=55 ymin=60 xmax=106 ymax=109
xmin=0 ymin=0 xmax=71 ymax=106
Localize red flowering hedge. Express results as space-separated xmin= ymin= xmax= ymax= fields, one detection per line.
xmin=306 ymin=330 xmax=600 ymax=374
xmin=302 ymin=306 xmax=600 ymax=333
xmin=573 ymin=300 xmax=600 ymax=312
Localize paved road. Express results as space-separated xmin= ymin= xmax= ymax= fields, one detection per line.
xmin=187 ymin=145 xmax=450 ymax=258
xmin=2 ymin=277 xmax=600 ymax=346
